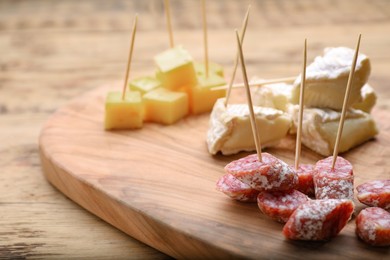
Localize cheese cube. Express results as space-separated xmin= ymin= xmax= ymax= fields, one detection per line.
xmin=129 ymin=76 xmax=161 ymax=95
xmin=105 ymin=91 xmax=143 ymax=130
xmin=154 ymin=46 xmax=197 ymax=90
xmin=194 ymin=61 xmax=224 ymax=77
xmin=182 ymin=74 xmax=226 ymax=115
xmin=143 ymin=88 xmax=189 ymax=125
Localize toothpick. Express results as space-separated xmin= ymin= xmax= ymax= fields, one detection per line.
xmin=164 ymin=0 xmax=174 ymax=48
xmin=122 ymin=14 xmax=138 ymax=100
xmin=331 ymin=34 xmax=362 ymax=169
xmin=236 ymin=29 xmax=262 ymax=162
xmin=224 ymin=5 xmax=251 ymax=106
xmin=294 ymin=39 xmax=307 ymax=170
xmin=213 ymin=76 xmax=296 ymax=91
xmin=201 ymin=0 xmax=209 ymax=78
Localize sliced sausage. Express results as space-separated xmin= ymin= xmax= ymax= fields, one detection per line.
xmin=314 ymin=156 xmax=354 ymax=200
xmin=225 ymin=153 xmax=298 ymax=192
xmin=295 ymin=164 xmax=316 ymax=197
xmin=216 ymin=173 xmax=259 ymax=202
xmin=356 ymin=180 xmax=390 ymax=210
xmin=283 ymin=199 xmax=354 ymax=241
xmin=257 ymin=190 xmax=310 ymax=223
xmin=356 ymin=207 xmax=390 ymax=246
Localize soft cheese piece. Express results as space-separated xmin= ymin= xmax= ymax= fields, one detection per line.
xmin=291 ymin=47 xmax=371 ymax=110
xmin=289 ymin=106 xmax=378 ymax=156
xmin=352 ymin=84 xmax=377 ymax=113
xmin=253 ymin=81 xmax=294 ymax=112
xmin=207 ymin=98 xmax=291 ymax=155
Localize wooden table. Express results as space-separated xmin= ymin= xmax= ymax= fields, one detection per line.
xmin=1 ymin=0 xmax=389 ymax=258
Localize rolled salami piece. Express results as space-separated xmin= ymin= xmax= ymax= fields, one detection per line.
xmin=356 ymin=180 xmax=390 ymax=210
xmin=216 ymin=173 xmax=259 ymax=202
xmin=356 ymin=207 xmax=390 ymax=247
xmin=314 ymin=156 xmax=354 ymax=200
xmin=257 ymin=190 xmax=310 ymax=223
xmin=283 ymin=199 xmax=354 ymax=241
xmin=225 ymin=153 xmax=298 ymax=192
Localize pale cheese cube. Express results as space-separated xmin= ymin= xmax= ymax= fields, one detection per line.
xmin=129 ymin=76 xmax=161 ymax=95
xmin=154 ymin=46 xmax=197 ymax=90
xmin=143 ymin=88 xmax=188 ymax=125
xmin=105 ymin=91 xmax=143 ymax=130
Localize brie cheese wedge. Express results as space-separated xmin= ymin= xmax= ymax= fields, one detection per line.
xmin=289 ymin=106 xmax=378 ymax=156
xmin=207 ymin=98 xmax=291 ymax=155
xmin=253 ymin=81 xmax=294 ymax=112
xmin=352 ymin=84 xmax=377 ymax=113
xmin=292 ymin=47 xmax=371 ymax=110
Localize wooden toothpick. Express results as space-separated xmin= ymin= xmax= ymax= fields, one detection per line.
xmin=236 ymin=29 xmax=262 ymax=162
xmin=294 ymin=39 xmax=307 ymax=170
xmin=164 ymin=0 xmax=174 ymax=48
xmin=224 ymin=5 xmax=251 ymax=106
xmin=201 ymin=0 xmax=209 ymax=78
xmin=213 ymin=76 xmax=296 ymax=91
xmin=122 ymin=14 xmax=138 ymax=100
xmin=331 ymin=34 xmax=362 ymax=169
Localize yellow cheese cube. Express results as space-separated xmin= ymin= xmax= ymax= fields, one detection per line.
xmin=154 ymin=46 xmax=198 ymax=90
xmin=143 ymin=88 xmax=189 ymax=125
xmin=194 ymin=61 xmax=224 ymax=77
xmin=129 ymin=76 xmax=161 ymax=95
xmin=183 ymin=74 xmax=226 ymax=115
xmin=104 ymin=91 xmax=143 ymax=130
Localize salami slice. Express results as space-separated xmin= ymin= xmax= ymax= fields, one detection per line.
xmin=216 ymin=173 xmax=259 ymax=202
xmin=356 ymin=180 xmax=390 ymax=210
xmin=283 ymin=199 xmax=354 ymax=241
xmin=257 ymin=190 xmax=310 ymax=223
xmin=356 ymin=207 xmax=390 ymax=246
xmin=314 ymin=156 xmax=354 ymax=200
xmin=295 ymin=164 xmax=316 ymax=197
xmin=225 ymin=153 xmax=298 ymax=192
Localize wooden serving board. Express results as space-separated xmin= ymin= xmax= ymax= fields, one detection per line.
xmin=39 ymin=83 xmax=389 ymax=259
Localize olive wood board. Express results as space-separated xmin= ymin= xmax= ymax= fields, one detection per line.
xmin=39 ymin=83 xmax=390 ymax=259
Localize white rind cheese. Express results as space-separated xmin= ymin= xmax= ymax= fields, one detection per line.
xmin=206 ymin=98 xmax=291 ymax=155
xmin=289 ymin=106 xmax=378 ymax=156
xmin=292 ymin=47 xmax=371 ymax=110
xmin=253 ymin=81 xmax=294 ymax=112
xmin=352 ymin=84 xmax=377 ymax=113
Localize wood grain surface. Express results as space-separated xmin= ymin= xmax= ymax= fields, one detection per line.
xmin=2 ymin=0 xmax=390 ymax=258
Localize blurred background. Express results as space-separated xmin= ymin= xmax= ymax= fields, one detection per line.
xmin=1 ymin=0 xmax=389 ymax=258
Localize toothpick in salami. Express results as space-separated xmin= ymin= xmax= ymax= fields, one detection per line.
xmin=313 ymin=35 xmax=361 ymax=200
xmin=223 ymin=31 xmax=298 ymax=192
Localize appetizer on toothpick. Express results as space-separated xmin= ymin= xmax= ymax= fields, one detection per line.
xmin=292 ymin=39 xmax=316 ymax=197
xmin=207 ymin=10 xmax=290 ymax=155
xmin=313 ymin=34 xmax=362 ymax=201
xmin=105 ymin=15 xmax=144 ymax=130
